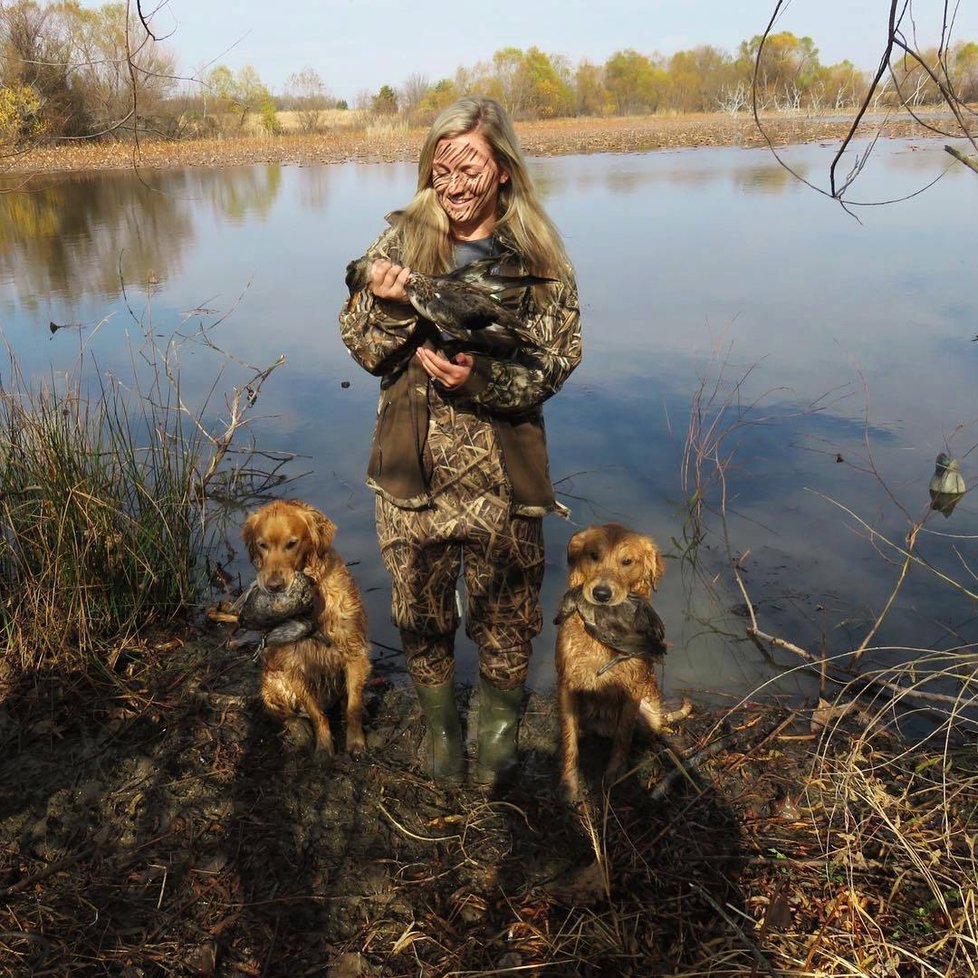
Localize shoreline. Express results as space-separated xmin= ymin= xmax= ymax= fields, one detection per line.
xmin=3 ymin=111 xmax=961 ymax=174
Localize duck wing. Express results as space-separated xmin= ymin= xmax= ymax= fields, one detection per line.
xmin=445 ymin=258 xmax=556 ymax=293
xmin=583 ymin=596 xmax=667 ymax=659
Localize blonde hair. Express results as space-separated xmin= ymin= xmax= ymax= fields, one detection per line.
xmin=395 ymin=97 xmax=570 ymax=283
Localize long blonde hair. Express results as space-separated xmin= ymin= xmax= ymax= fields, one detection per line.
xmin=395 ymin=97 xmax=570 ymax=283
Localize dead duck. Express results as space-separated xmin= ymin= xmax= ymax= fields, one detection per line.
xmin=345 ymin=254 xmax=553 ymax=355
xmin=233 ymin=572 xmax=318 ymax=645
xmin=554 ymin=585 xmax=668 ymax=675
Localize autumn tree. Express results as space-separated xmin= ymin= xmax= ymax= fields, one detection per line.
xmin=669 ymin=45 xmax=736 ymax=113
xmin=519 ymin=47 xmax=574 ymax=118
xmin=203 ymin=64 xmax=276 ymax=133
xmin=1 ymin=0 xmax=177 ymax=143
xmin=574 ymin=61 xmax=611 ymax=116
xmin=811 ymin=59 xmax=866 ymax=111
xmin=0 ymin=0 xmax=89 ymax=136
xmin=604 ymin=49 xmax=669 ymax=114
xmin=951 ymin=40 xmax=978 ymax=102
xmin=739 ymin=30 xmax=822 ymax=108
xmin=398 ymin=73 xmax=430 ymax=119
xmin=0 ymin=81 xmax=43 ymax=150
xmin=69 ymin=1 xmax=176 ymax=134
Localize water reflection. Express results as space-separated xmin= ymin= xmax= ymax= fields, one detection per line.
xmin=0 ymin=165 xmax=290 ymax=309
xmin=1 ymin=141 xmax=976 ymax=709
xmin=0 ymin=171 xmax=192 ymax=304
xmin=198 ymin=164 xmax=283 ymax=224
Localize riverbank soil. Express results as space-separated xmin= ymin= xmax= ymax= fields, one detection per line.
xmin=1 ymin=632 xmax=974 ymax=977
xmin=4 ymin=111 xmax=965 ymax=173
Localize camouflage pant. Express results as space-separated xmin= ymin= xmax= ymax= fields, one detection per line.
xmin=375 ymin=493 xmax=544 ymax=690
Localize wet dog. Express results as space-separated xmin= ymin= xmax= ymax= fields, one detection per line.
xmin=242 ymin=500 xmax=371 ymax=757
xmin=554 ymin=523 xmax=678 ymax=800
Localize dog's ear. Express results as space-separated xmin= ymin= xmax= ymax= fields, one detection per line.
xmin=242 ymin=511 xmax=261 ymax=565
xmin=566 ymin=528 xmax=591 ymax=568
xmin=641 ymin=538 xmax=666 ymax=593
xmin=303 ymin=507 xmax=337 ymax=562
xmin=566 ymin=527 xmax=598 ymax=588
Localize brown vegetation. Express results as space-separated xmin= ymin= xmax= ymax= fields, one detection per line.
xmin=3 ymin=111 xmax=958 ymax=174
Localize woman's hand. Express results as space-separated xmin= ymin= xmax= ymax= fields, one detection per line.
xmin=370 ymin=259 xmax=412 ymax=302
xmin=415 ymin=347 xmax=474 ymax=389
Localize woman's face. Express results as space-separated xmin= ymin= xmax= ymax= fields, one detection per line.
xmin=431 ymin=130 xmax=509 ymax=237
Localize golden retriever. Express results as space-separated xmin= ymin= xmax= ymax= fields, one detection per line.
xmin=242 ymin=500 xmax=371 ymax=758
xmin=555 ymin=522 xmax=677 ymax=801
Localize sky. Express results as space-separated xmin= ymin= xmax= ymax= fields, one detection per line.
xmin=108 ymin=0 xmax=978 ymax=102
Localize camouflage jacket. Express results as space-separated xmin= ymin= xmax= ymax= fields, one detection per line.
xmin=338 ymin=219 xmax=582 ymax=515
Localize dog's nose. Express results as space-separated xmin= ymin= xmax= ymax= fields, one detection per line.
xmin=592 ymin=583 xmax=613 ymax=603
xmin=266 ymin=576 xmax=287 ymax=592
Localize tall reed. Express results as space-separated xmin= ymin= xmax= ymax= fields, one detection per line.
xmin=0 ymin=320 xmax=287 ymax=672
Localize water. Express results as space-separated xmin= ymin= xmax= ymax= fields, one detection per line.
xmin=2 ymin=139 xmax=977 ymax=707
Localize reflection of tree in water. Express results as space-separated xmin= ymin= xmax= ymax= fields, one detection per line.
xmin=0 ymin=166 xmax=286 ymax=309
xmin=295 ymin=165 xmax=332 ymax=212
xmin=733 ymin=161 xmax=806 ymax=192
xmin=0 ymin=171 xmax=192 ymax=305
xmin=196 ymin=165 xmax=283 ymax=225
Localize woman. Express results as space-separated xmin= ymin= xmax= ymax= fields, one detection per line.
xmin=339 ymin=96 xmax=581 ymax=787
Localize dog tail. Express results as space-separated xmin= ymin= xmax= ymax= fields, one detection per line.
xmin=639 ymin=696 xmax=693 ymax=731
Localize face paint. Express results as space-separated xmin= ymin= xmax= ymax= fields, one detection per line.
xmin=431 ymin=132 xmax=508 ymax=234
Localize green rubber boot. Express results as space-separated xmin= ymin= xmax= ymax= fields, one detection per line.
xmin=414 ymin=682 xmax=465 ymax=785
xmin=473 ymin=677 xmax=524 ymax=788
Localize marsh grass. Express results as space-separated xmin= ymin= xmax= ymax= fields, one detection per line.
xmin=675 ymin=348 xmax=978 ymax=976
xmin=0 ymin=313 xmax=288 ymax=674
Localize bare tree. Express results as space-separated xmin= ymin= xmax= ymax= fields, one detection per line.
xmin=284 ymin=66 xmax=330 ymax=133
xmin=757 ymin=0 xmax=978 ymax=204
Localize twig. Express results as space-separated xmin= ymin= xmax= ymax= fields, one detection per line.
xmin=750 ymin=626 xmax=974 ymax=708
xmin=851 ymin=522 xmax=920 ymax=663
xmin=0 ymin=842 xmax=96 ymax=898
xmin=649 ymin=731 xmax=735 ymax=800
xmin=377 ymin=802 xmax=461 ymax=844
xmin=692 ymin=883 xmax=778 ymax=976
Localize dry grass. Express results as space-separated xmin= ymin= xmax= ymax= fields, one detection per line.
xmin=673 ymin=348 xmax=978 ymax=977
xmin=1 ymin=111 xmax=957 ymax=175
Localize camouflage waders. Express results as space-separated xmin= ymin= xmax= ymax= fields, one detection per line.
xmin=375 ymin=389 xmax=544 ymax=690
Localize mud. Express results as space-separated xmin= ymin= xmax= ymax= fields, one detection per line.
xmin=0 ymin=631 xmax=808 ymax=977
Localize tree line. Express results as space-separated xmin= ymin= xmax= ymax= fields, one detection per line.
xmin=2 ymin=0 xmax=977 ymax=150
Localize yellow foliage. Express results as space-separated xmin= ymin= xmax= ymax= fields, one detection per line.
xmin=0 ymin=84 xmax=46 ymax=151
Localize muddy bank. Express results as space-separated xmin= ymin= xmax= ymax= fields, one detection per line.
xmin=4 ymin=112 xmax=960 ymax=174
xmin=1 ymin=631 xmax=974 ymax=977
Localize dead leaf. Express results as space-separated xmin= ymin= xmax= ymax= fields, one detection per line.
xmin=811 ymin=697 xmax=851 ymax=734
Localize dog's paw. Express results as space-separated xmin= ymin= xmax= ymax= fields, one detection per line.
xmin=663 ymin=696 xmax=694 ymax=726
xmin=346 ymin=734 xmax=367 ymax=759
xmin=313 ymin=734 xmax=336 ymax=760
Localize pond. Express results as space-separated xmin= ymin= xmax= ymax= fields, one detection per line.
xmin=2 ymin=138 xmax=977 ymax=710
